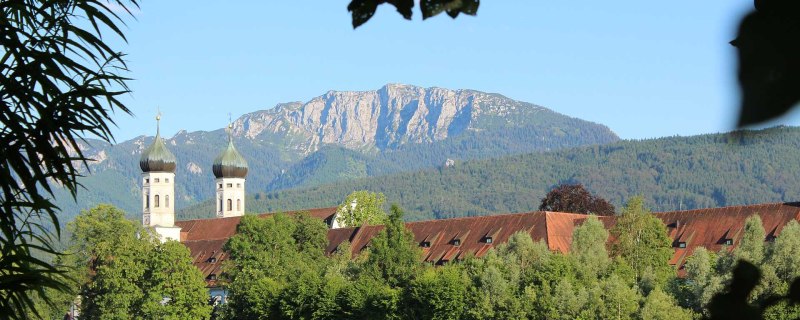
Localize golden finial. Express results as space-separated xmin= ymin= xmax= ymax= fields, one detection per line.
xmin=227 ymin=113 xmax=233 ymax=142
xmin=156 ymin=107 xmax=162 ymax=135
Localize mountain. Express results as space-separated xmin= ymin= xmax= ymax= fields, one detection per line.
xmin=54 ymin=84 xmax=618 ymax=221
xmin=177 ymin=126 xmax=800 ymax=222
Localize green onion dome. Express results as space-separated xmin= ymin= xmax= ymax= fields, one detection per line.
xmin=139 ymin=129 xmax=177 ymax=173
xmin=212 ymin=132 xmax=248 ymax=179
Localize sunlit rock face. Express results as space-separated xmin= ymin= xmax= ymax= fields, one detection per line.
xmin=232 ymin=84 xmax=557 ymax=153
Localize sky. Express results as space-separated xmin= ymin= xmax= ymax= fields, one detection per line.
xmin=106 ymin=1 xmax=799 ymax=142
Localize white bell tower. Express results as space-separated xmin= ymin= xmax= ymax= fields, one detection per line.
xmin=213 ymin=122 xmax=249 ymax=218
xmin=140 ymin=113 xmax=181 ymax=242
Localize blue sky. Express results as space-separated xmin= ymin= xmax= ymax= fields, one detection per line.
xmin=108 ymin=1 xmax=797 ymax=142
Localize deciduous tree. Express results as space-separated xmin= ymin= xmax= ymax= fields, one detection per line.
xmin=335 ymin=191 xmax=388 ymax=227
xmin=610 ymin=197 xmax=674 ymax=285
xmin=539 ymin=183 xmax=616 ymax=216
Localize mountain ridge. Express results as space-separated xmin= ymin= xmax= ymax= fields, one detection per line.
xmin=53 ymin=84 xmax=618 ymax=221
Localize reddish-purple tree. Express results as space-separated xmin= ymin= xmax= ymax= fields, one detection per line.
xmin=539 ymin=184 xmax=616 ymax=216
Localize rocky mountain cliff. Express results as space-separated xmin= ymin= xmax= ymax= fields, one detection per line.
xmin=232 ymin=84 xmax=593 ymax=152
xmin=55 ymin=84 xmax=619 ymax=221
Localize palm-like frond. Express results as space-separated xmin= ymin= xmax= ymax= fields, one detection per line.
xmin=0 ymin=0 xmax=138 ymax=317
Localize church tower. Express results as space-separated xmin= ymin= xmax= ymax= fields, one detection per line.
xmin=140 ymin=114 xmax=181 ymax=241
xmin=213 ymin=123 xmax=248 ymax=218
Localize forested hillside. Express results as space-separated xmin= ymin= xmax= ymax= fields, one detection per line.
xmin=178 ymin=126 xmax=800 ymax=221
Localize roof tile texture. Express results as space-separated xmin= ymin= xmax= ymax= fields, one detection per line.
xmin=175 ymin=202 xmax=800 ymax=286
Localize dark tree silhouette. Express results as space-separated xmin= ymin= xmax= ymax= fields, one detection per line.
xmin=539 ymin=183 xmax=615 ymax=215
xmin=347 ymin=0 xmax=478 ymax=28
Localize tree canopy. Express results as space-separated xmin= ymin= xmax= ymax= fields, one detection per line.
xmin=539 ymin=183 xmax=616 ymax=216
xmin=68 ymin=204 xmax=211 ymax=320
xmin=335 ymin=190 xmax=388 ymax=227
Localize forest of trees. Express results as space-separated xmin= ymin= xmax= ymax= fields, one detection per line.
xmin=179 ymin=126 xmax=800 ymax=221
xmin=45 ymin=196 xmax=800 ymax=319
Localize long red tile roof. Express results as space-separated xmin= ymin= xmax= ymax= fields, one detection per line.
xmin=174 ymin=202 xmax=800 ymax=286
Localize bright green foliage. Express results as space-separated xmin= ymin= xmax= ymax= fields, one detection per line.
xmin=335 ymin=190 xmax=387 ymax=227
xmin=598 ymin=275 xmax=640 ymax=320
xmin=611 ymin=197 xmax=674 ymax=285
xmin=735 ymin=215 xmax=767 ymax=265
xmin=767 ymin=220 xmax=800 ymax=282
xmin=681 ymin=247 xmax=724 ymax=313
xmin=223 ymin=212 xmax=330 ymax=319
xmin=69 ymin=205 xmax=210 ymax=320
xmin=71 ymin=205 xmax=150 ymax=319
xmin=464 ymin=251 xmax=525 ymax=319
xmin=407 ymin=266 xmax=468 ymax=320
xmin=363 ymin=205 xmax=420 ymax=287
xmin=141 ymin=241 xmax=212 ymax=320
xmin=641 ymin=288 xmax=693 ymax=320
xmin=571 ymin=216 xmax=610 ymax=279
xmin=675 ymin=216 xmax=800 ymax=320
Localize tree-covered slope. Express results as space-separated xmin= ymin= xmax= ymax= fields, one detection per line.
xmin=178 ymin=126 xmax=800 ymax=221
xmin=53 ymin=84 xmax=617 ymax=222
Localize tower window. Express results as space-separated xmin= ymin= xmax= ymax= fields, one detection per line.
xmin=145 ymin=178 xmax=149 ymax=184
xmin=165 ymin=178 xmax=169 ymax=183
xmin=237 ymin=199 xmax=241 ymax=211
xmin=145 ymin=194 xmax=150 ymax=209
xmin=237 ymin=183 xmax=241 ymax=188
xmin=154 ymin=178 xmax=160 ymax=183
xmin=154 ymin=195 xmax=160 ymax=208
xmin=227 ymin=183 xmax=233 ymax=188
xmin=219 ymin=198 xmax=223 ymax=212
xmin=218 ymin=183 xmax=222 ymax=189
xmin=165 ymin=195 xmax=170 ymax=208
xmin=227 ymin=199 xmax=232 ymax=211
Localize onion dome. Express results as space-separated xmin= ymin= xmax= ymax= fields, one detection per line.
xmin=212 ymin=124 xmax=248 ymax=178
xmin=139 ymin=115 xmax=176 ymax=173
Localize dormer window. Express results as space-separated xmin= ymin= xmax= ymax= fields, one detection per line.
xmin=724 ymin=239 xmax=733 ymax=246
xmin=483 ymin=237 xmax=493 ymax=244
xmin=208 ymin=257 xmax=217 ymax=263
xmin=207 ymin=274 xmax=217 ymax=281
xmin=677 ymin=242 xmax=686 ymax=248
xmin=450 ymin=231 xmax=469 ymax=247
xmin=420 ymin=241 xmax=431 ymax=248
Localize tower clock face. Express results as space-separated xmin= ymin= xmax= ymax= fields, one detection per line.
xmin=143 ymin=214 xmax=150 ymax=225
